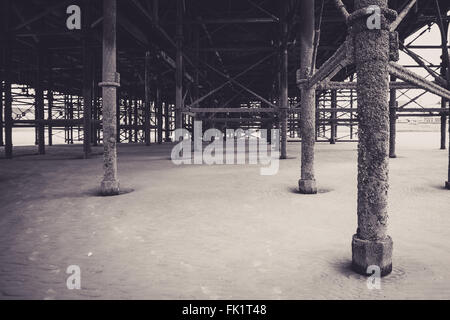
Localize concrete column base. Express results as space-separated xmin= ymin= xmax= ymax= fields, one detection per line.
xmin=298 ymin=179 xmax=317 ymax=194
xmin=352 ymin=234 xmax=393 ymax=277
xmin=389 ymin=154 xmax=396 ymax=159
xmin=101 ymin=180 xmax=120 ymax=196
xmin=445 ymin=181 xmax=450 ymax=190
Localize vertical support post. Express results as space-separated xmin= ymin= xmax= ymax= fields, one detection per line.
xmin=279 ymin=6 xmax=288 ymax=159
xmin=165 ymin=102 xmax=170 ymax=141
xmin=144 ymin=51 xmax=151 ymax=146
xmin=69 ymin=96 xmax=74 ymax=144
xmin=47 ymin=54 xmax=53 ymax=146
xmin=175 ymin=0 xmax=183 ymax=130
xmin=315 ymin=94 xmax=320 ymax=141
xmin=193 ymin=24 xmax=201 ymax=149
xmin=389 ymin=75 xmax=397 ymax=158
xmin=83 ymin=0 xmax=92 ymax=158
xmin=36 ymin=46 xmax=45 ymax=154
xmin=116 ymin=88 xmax=121 ymax=143
xmin=92 ymin=53 xmax=98 ymax=146
xmin=133 ymin=97 xmax=138 ymax=142
xmin=447 ymin=105 xmax=450 ymax=189
xmin=156 ymin=82 xmax=163 ymax=144
xmin=298 ymin=0 xmax=317 ymax=194
xmin=0 ymin=46 xmax=3 ymax=147
xmin=440 ymin=76 xmax=447 ymax=150
xmin=330 ymin=89 xmax=337 ymax=144
xmin=3 ymin=0 xmax=12 ymax=158
xmin=350 ymin=86 xmax=354 ymax=139
xmin=128 ymin=98 xmax=133 ymax=143
xmin=99 ymin=0 xmax=120 ymax=195
xmin=438 ymin=20 xmax=449 ymax=150
xmin=351 ymin=0 xmax=394 ymax=276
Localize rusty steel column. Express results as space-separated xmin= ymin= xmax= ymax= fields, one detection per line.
xmin=438 ymin=20 xmax=449 ymax=150
xmin=82 ymin=0 xmax=92 ymax=158
xmin=175 ymin=0 xmax=183 ymax=130
xmin=116 ymin=89 xmax=121 ymax=143
xmin=389 ymin=75 xmax=397 ymax=158
xmin=165 ymin=102 xmax=170 ymax=141
xmin=3 ymin=0 xmax=12 ymax=158
xmin=192 ymin=25 xmax=201 ymax=149
xmin=156 ymin=82 xmax=163 ymax=144
xmin=330 ymin=89 xmax=337 ymax=144
xmin=36 ymin=46 xmax=45 ymax=155
xmin=0 ymin=45 xmax=3 ymax=147
xmin=144 ymin=51 xmax=151 ymax=146
xmin=99 ymin=0 xmax=120 ymax=195
xmin=298 ymin=0 xmax=317 ymax=194
xmin=350 ymin=0 xmax=396 ymax=276
xmin=133 ymin=97 xmax=138 ymax=142
xmin=279 ymin=8 xmax=288 ymax=159
xmin=447 ymin=108 xmax=450 ymax=189
xmin=47 ymin=55 xmax=53 ymax=146
xmin=440 ymin=78 xmax=447 ymax=151
xmin=92 ymin=54 xmax=99 ymax=146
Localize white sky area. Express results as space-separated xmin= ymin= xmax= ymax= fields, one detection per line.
xmin=397 ymin=22 xmax=448 ymax=108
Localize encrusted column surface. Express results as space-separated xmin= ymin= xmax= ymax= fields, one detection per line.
xmin=298 ymin=0 xmax=317 ymax=194
xmin=389 ymin=75 xmax=397 ymax=158
xmin=350 ymin=0 xmax=397 ymax=276
xmin=99 ymin=0 xmax=120 ymax=196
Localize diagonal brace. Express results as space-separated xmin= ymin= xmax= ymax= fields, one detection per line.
xmin=388 ymin=62 xmax=450 ymax=100
xmin=298 ymin=36 xmax=353 ymax=89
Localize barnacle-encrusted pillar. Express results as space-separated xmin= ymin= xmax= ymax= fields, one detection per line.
xmin=298 ymin=0 xmax=317 ymax=194
xmin=99 ymin=0 xmax=120 ymax=196
xmin=350 ymin=0 xmax=397 ymax=276
xmin=389 ymin=75 xmax=397 ymax=158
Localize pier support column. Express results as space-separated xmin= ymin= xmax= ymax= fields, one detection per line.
xmin=82 ymin=0 xmax=92 ymax=158
xmin=438 ymin=20 xmax=449 ymax=150
xmin=0 ymin=47 xmax=3 ymax=147
xmin=447 ymin=116 xmax=450 ymax=189
xmin=3 ymin=0 xmax=12 ymax=158
xmin=156 ymin=83 xmax=163 ymax=144
xmin=175 ymin=0 xmax=183 ymax=130
xmin=165 ymin=102 xmax=171 ymax=142
xmin=298 ymin=0 xmax=317 ymax=194
xmin=36 ymin=46 xmax=45 ymax=154
xmin=330 ymin=89 xmax=337 ymax=144
xmin=350 ymin=0 xmax=396 ymax=276
xmin=389 ymin=75 xmax=397 ymax=158
xmin=99 ymin=0 xmax=120 ymax=195
xmin=47 ymin=55 xmax=53 ymax=146
xmin=144 ymin=51 xmax=151 ymax=146
xmin=279 ymin=5 xmax=288 ymax=159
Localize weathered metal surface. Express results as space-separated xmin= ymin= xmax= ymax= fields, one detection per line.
xmin=99 ymin=0 xmax=120 ymax=196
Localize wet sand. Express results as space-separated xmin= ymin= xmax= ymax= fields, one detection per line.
xmin=0 ymin=131 xmax=449 ymax=299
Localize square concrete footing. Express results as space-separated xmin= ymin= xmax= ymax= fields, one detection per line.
xmin=101 ymin=180 xmax=120 ymax=196
xmin=351 ymin=234 xmax=393 ymax=277
xmin=298 ymin=179 xmax=317 ymax=194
